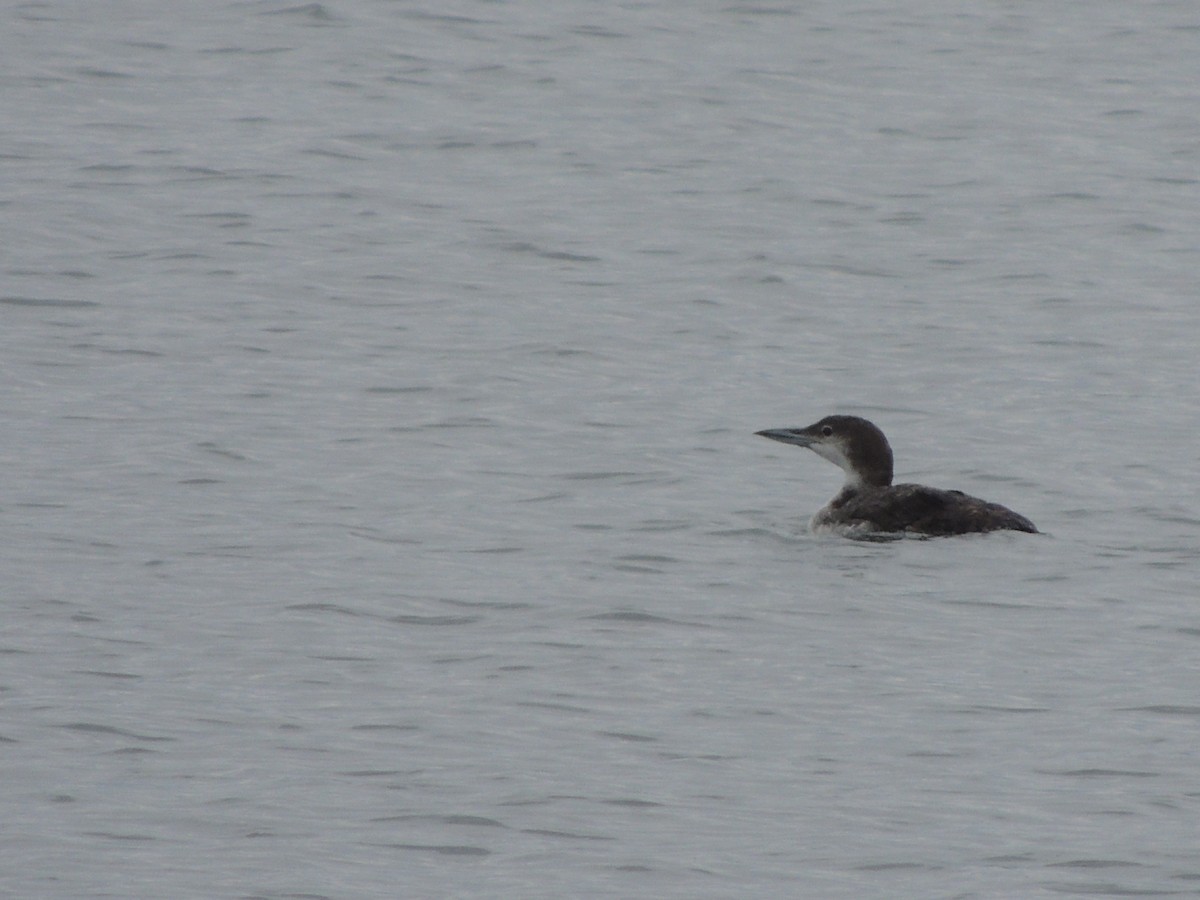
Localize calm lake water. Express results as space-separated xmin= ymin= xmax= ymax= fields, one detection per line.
xmin=4 ymin=2 xmax=1200 ymax=897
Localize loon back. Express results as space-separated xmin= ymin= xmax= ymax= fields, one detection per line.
xmin=820 ymin=483 xmax=1038 ymax=536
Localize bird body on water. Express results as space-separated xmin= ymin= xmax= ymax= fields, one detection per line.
xmin=756 ymin=415 xmax=1038 ymax=539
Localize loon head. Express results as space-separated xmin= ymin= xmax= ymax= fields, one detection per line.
xmin=756 ymin=415 xmax=894 ymax=488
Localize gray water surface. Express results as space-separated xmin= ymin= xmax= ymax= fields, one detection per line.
xmin=4 ymin=2 xmax=1200 ymax=897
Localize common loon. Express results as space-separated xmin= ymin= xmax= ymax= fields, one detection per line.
xmin=755 ymin=415 xmax=1037 ymax=538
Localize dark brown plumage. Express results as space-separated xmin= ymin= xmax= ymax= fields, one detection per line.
xmin=756 ymin=415 xmax=1037 ymax=538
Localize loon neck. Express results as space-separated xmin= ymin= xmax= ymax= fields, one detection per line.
xmin=836 ymin=478 xmax=875 ymax=499
xmin=841 ymin=461 xmax=891 ymax=490
xmin=831 ymin=420 xmax=893 ymax=487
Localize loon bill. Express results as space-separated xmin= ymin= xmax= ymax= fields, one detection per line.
xmin=755 ymin=415 xmax=1038 ymax=538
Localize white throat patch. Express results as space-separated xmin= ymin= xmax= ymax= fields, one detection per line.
xmin=809 ymin=440 xmax=863 ymax=486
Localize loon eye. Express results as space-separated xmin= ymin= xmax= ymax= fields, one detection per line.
xmin=821 ymin=425 xmax=834 ymax=437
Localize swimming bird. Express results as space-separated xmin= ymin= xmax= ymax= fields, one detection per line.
xmin=755 ymin=415 xmax=1037 ymax=538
